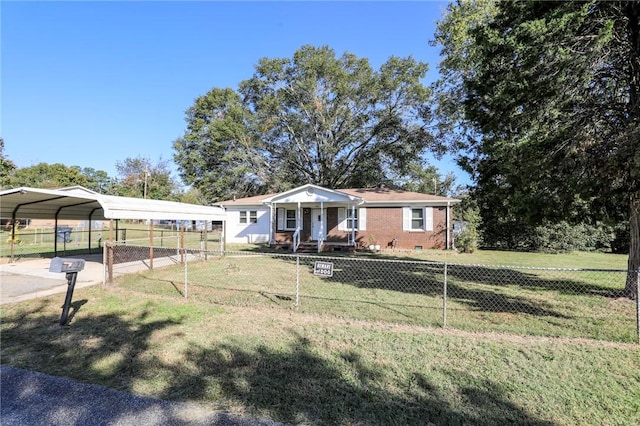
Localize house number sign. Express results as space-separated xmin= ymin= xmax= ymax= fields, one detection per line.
xmin=313 ymin=261 xmax=334 ymax=278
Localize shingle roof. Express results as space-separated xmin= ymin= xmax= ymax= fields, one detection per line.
xmin=340 ymin=188 xmax=459 ymax=203
xmin=217 ymin=186 xmax=459 ymax=205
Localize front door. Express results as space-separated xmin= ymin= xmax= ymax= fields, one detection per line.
xmin=311 ymin=208 xmax=324 ymax=240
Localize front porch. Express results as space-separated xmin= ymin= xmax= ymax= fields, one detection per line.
xmin=263 ymin=184 xmax=365 ymax=253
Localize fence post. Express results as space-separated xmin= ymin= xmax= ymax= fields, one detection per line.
xmin=149 ymin=221 xmax=154 ymax=271
xmin=636 ymin=269 xmax=639 ymax=345
xmin=105 ymin=241 xmax=114 ymax=284
xmin=184 ymin=253 xmax=188 ymax=299
xmin=295 ymin=255 xmax=300 ymax=308
xmin=443 ymin=262 xmax=448 ymax=328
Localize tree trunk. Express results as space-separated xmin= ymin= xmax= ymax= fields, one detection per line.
xmin=624 ymin=2 xmax=640 ymax=299
xmin=626 ymin=194 xmax=640 ymax=299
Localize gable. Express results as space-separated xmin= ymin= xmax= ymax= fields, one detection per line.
xmin=266 ymin=184 xmax=360 ymax=204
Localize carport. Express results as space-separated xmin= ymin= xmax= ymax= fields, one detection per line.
xmin=0 ymin=186 xmax=226 ymax=262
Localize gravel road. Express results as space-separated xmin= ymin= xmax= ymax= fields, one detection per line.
xmin=1 ymin=365 xmax=284 ymax=426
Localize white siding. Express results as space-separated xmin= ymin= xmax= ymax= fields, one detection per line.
xmin=225 ymin=207 xmax=270 ymax=244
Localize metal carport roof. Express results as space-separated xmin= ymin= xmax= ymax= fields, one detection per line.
xmin=0 ymin=186 xmax=226 ymax=222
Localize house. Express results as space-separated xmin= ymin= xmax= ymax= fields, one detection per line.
xmin=216 ymin=184 xmax=460 ymax=252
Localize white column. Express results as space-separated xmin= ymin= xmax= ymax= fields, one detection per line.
xmin=320 ymin=201 xmax=324 ymax=240
xmin=269 ymin=204 xmax=274 ymax=244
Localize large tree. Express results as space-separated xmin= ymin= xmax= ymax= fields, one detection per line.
xmin=174 ymin=45 xmax=436 ymax=202
xmin=114 ymin=156 xmax=180 ymax=201
xmin=173 ymin=88 xmax=264 ymax=202
xmin=434 ymin=1 xmax=639 ymax=297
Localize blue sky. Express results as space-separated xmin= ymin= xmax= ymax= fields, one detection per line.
xmin=2 ymin=1 xmax=470 ymax=187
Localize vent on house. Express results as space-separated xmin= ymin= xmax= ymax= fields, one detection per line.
xmin=414 ymin=245 xmax=423 ymax=251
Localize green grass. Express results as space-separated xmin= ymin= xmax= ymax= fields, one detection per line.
xmin=2 ymin=286 xmax=639 ymax=425
xmin=114 ymin=250 xmax=636 ymax=343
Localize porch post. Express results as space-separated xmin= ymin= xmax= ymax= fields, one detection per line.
xmin=269 ymin=203 xmax=274 ymax=244
xmin=320 ymin=201 xmax=324 ymax=240
xmin=297 ymin=202 xmax=301 ymax=230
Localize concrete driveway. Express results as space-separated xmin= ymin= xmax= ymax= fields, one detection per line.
xmin=0 ymin=255 xmax=104 ymax=305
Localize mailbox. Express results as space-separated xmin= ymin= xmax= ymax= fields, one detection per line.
xmin=49 ymin=257 xmax=85 ymax=326
xmin=49 ymin=257 xmax=85 ymax=273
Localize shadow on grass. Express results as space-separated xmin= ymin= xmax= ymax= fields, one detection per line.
xmin=160 ymin=334 xmax=554 ymax=425
xmin=298 ymin=257 xmax=574 ymax=318
xmin=0 ymin=305 xmax=554 ymax=425
xmin=235 ymin=246 xmax=625 ymax=298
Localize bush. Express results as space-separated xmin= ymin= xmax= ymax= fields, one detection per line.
xmin=455 ymin=198 xmax=481 ymax=253
xmin=480 ymin=220 xmax=618 ymax=253
xmin=456 ymin=225 xmax=478 ymax=253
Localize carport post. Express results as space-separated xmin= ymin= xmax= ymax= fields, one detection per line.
xmin=54 ymin=219 xmax=58 ymax=256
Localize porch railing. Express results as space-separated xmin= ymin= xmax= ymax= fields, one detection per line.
xmin=292 ymin=228 xmax=301 ymax=253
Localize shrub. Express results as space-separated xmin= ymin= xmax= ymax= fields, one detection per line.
xmin=529 ymin=222 xmax=614 ymax=253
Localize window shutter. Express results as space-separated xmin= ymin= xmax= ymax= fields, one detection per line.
xmin=358 ymin=207 xmax=366 ymax=231
xmin=338 ymin=208 xmax=346 ymax=231
xmin=277 ymin=208 xmax=284 ymax=231
xmin=402 ymin=207 xmax=411 ymax=231
xmin=425 ymin=207 xmax=433 ymax=231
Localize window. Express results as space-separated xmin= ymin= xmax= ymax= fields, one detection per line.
xmin=286 ymin=209 xmax=297 ymax=229
xmin=403 ymin=207 xmax=433 ymax=232
xmin=338 ymin=207 xmax=366 ymax=231
xmin=239 ymin=210 xmax=257 ymax=224
xmin=277 ymin=208 xmax=298 ymax=230
xmin=411 ymin=208 xmax=424 ymax=230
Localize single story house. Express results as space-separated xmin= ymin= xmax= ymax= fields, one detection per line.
xmin=216 ymin=184 xmax=460 ymax=252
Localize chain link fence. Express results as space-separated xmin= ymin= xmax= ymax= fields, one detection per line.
xmin=106 ymin=243 xmax=640 ymax=344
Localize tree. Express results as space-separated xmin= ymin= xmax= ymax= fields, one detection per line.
xmin=0 ymin=137 xmax=17 ymax=189
xmin=114 ymin=156 xmax=180 ymax=201
xmin=434 ymin=1 xmax=640 ymax=297
xmin=81 ymin=167 xmax=114 ymax=194
xmin=173 ymin=88 xmax=264 ymax=203
xmin=174 ymin=45 xmax=436 ymax=202
xmin=396 ymin=162 xmax=457 ymax=196
xmin=7 ymin=163 xmax=89 ymax=189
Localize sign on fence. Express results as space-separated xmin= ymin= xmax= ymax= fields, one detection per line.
xmin=313 ymin=261 xmax=334 ymax=278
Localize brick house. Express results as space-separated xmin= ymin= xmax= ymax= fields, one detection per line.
xmin=217 ymin=184 xmax=460 ymax=252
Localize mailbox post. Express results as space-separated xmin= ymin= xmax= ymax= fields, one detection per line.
xmin=49 ymin=257 xmax=85 ymax=326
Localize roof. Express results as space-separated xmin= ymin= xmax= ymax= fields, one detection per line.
xmin=339 ymin=188 xmax=460 ymax=204
xmin=216 ymin=185 xmax=460 ymax=206
xmin=1 ymin=186 xmax=226 ymax=222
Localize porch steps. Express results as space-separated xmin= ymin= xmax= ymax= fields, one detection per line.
xmin=296 ymin=242 xmax=318 ymax=253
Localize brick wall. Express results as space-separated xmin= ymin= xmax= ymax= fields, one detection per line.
xmin=272 ymin=206 xmax=453 ymax=250
xmin=369 ymin=206 xmax=452 ymax=250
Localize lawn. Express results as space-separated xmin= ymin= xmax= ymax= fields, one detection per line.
xmin=113 ymin=249 xmax=637 ymax=343
xmin=1 ymin=286 xmax=638 ymax=425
